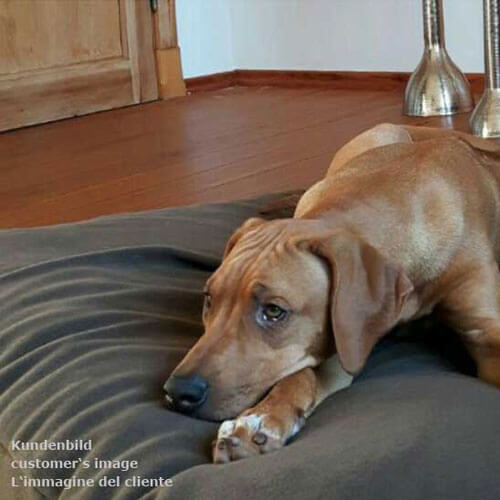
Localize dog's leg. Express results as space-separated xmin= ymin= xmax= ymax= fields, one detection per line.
xmin=439 ymin=258 xmax=500 ymax=388
xmin=295 ymin=123 xmax=413 ymax=218
xmin=213 ymin=355 xmax=352 ymax=463
xmin=327 ymin=123 xmax=412 ymax=174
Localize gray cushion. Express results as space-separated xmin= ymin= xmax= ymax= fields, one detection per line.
xmin=1 ymin=195 xmax=499 ymax=500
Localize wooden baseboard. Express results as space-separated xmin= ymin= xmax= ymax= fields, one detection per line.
xmin=186 ymin=69 xmax=485 ymax=94
xmin=184 ymin=71 xmax=237 ymax=92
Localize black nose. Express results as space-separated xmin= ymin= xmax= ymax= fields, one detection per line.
xmin=164 ymin=374 xmax=208 ymax=413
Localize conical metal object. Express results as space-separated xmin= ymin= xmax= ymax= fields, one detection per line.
xmin=470 ymin=0 xmax=500 ymax=138
xmin=404 ymin=0 xmax=474 ymax=116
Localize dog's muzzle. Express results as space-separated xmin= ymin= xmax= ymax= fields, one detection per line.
xmin=164 ymin=374 xmax=208 ymax=414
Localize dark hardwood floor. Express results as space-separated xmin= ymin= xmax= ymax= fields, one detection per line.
xmin=0 ymin=86 xmax=477 ymax=228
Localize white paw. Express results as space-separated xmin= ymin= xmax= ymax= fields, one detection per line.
xmin=212 ymin=411 xmax=304 ymax=463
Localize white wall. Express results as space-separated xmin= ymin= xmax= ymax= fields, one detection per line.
xmin=176 ymin=0 xmax=233 ymax=78
xmin=177 ymin=0 xmax=484 ymax=78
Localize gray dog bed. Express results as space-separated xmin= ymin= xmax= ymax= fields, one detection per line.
xmin=1 ymin=194 xmax=499 ymax=500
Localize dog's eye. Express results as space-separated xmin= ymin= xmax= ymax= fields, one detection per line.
xmin=203 ymin=292 xmax=212 ymax=310
xmin=260 ymin=303 xmax=287 ymax=323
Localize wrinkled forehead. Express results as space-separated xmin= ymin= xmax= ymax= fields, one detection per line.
xmin=208 ymin=237 xmax=328 ymax=303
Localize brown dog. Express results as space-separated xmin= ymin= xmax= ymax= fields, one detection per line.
xmin=164 ymin=124 xmax=500 ymax=463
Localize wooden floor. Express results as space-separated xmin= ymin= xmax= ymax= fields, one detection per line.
xmin=0 ymin=86 xmax=477 ymax=228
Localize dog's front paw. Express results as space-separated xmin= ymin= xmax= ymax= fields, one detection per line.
xmin=212 ymin=409 xmax=304 ymax=464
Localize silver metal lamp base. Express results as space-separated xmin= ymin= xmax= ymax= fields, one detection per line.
xmin=470 ymin=0 xmax=500 ymax=138
xmin=404 ymin=49 xmax=474 ymax=117
xmin=470 ymin=89 xmax=500 ymax=138
xmin=404 ymin=0 xmax=473 ymax=117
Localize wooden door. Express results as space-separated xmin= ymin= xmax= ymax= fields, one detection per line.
xmin=0 ymin=0 xmax=159 ymax=131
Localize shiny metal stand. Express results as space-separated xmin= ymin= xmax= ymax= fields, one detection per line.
xmin=471 ymin=0 xmax=500 ymax=137
xmin=404 ymin=0 xmax=473 ymax=116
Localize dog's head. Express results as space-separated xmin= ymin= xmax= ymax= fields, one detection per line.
xmin=164 ymin=218 xmax=412 ymax=420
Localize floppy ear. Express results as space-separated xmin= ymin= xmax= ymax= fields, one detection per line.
xmin=312 ymin=234 xmax=413 ymax=375
xmin=223 ymin=217 xmax=266 ymax=259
